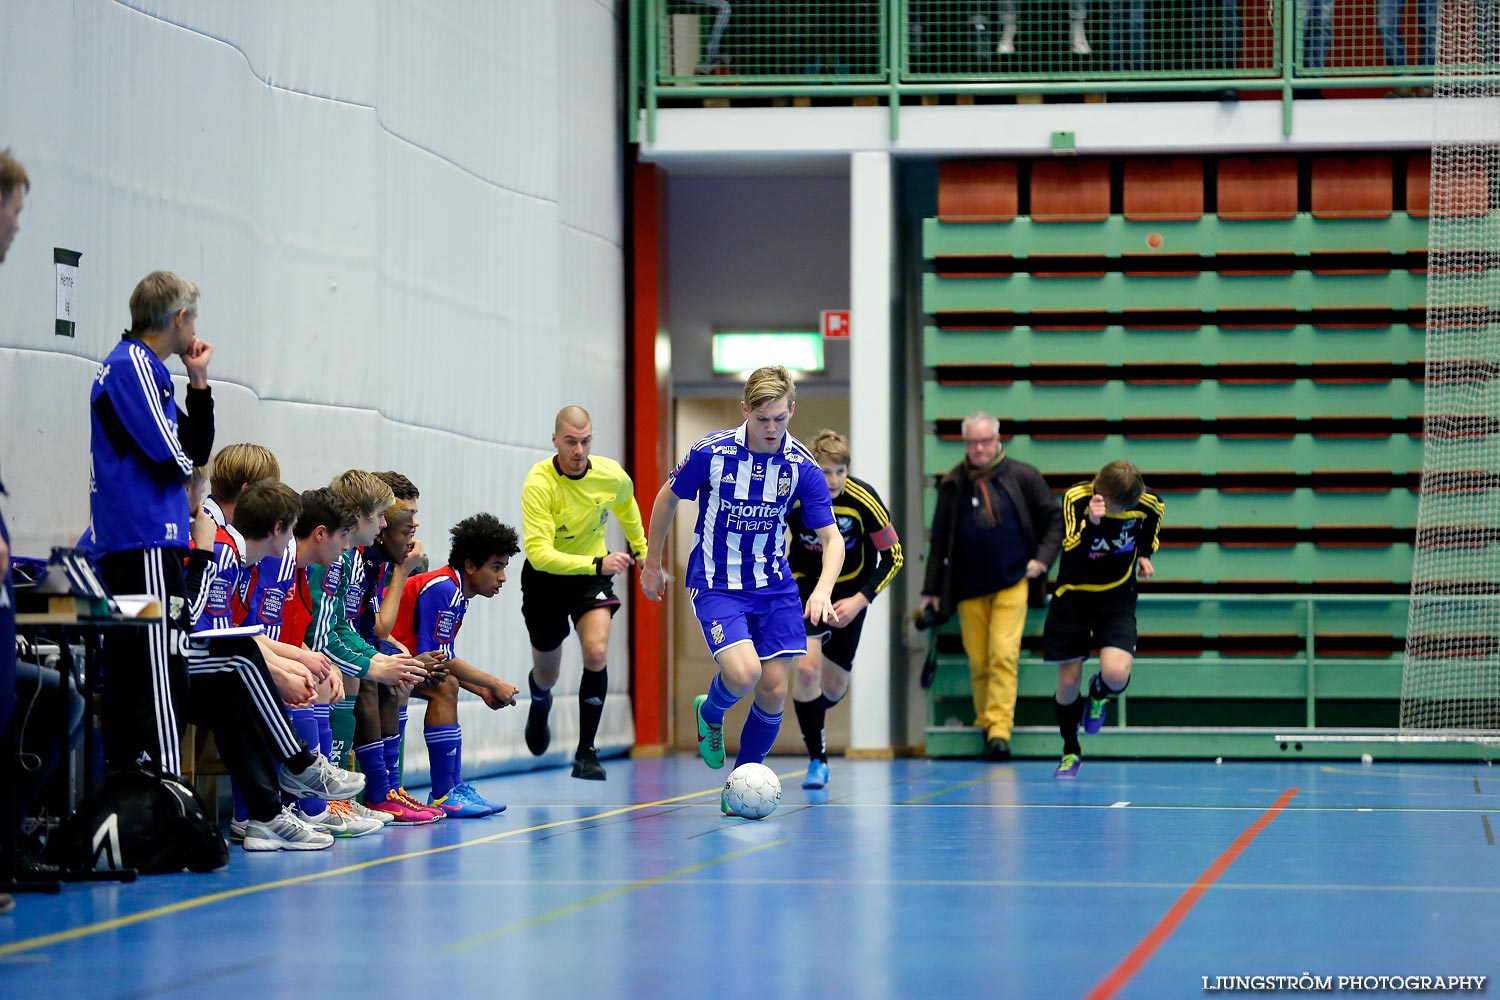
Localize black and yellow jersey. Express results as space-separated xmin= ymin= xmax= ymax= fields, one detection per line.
xmin=1053 ymin=481 xmax=1163 ymax=598
xmin=787 ymin=474 xmax=903 ymax=602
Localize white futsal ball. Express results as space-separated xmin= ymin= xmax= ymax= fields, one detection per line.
xmin=724 ymin=763 xmax=782 ymax=819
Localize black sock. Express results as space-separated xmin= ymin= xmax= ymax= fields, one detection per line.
xmin=1054 ymin=697 xmax=1085 ymax=757
xmin=1090 ymin=673 xmax=1129 ymax=700
xmin=793 ymin=696 xmax=834 ymax=762
xmin=529 ymin=669 xmax=552 ymax=704
xmin=577 ymin=668 xmax=607 ymax=753
xmin=286 ymin=747 xmax=317 ymax=772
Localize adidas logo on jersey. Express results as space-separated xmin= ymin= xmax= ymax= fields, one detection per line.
xmin=720 ymin=473 xmax=735 ymax=484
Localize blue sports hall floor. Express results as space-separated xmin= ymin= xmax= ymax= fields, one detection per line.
xmin=2 ymin=755 xmax=1496 ymax=999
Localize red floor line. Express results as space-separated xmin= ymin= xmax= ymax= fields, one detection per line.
xmin=1084 ymin=787 xmax=1300 ymax=1000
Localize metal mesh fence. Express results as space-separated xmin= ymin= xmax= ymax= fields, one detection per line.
xmin=649 ymin=1 xmax=1491 ymax=85
xmin=657 ymin=1 xmax=887 ymax=81
xmin=904 ymin=0 xmax=1278 ymax=79
xmin=1294 ymin=0 xmax=1443 ymax=78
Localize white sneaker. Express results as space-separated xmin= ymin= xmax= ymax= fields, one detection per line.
xmin=300 ymin=801 xmax=384 ymax=838
xmin=349 ymin=799 xmax=395 ymax=826
xmin=280 ymin=754 xmax=366 ymax=801
xmin=1071 ymin=25 xmax=1091 ymax=55
xmin=286 ymin=806 xmax=332 ymax=834
xmin=229 ymin=818 xmax=248 ymax=843
xmin=242 ymin=807 xmax=336 ymax=852
xmin=998 ymin=24 xmax=1016 ymax=55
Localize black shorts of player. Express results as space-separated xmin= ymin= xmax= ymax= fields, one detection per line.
xmin=799 ymin=581 xmax=868 ymax=671
xmin=520 ymin=560 xmax=620 ymax=653
xmin=806 ymin=607 xmax=867 ymax=671
xmin=1041 ymin=589 xmax=1139 ymax=664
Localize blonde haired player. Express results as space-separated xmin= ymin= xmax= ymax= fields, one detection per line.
xmin=640 ymin=366 xmax=843 ymax=812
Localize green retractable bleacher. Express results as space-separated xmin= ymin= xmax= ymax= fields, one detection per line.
xmin=920 ymin=152 xmax=1483 ymax=760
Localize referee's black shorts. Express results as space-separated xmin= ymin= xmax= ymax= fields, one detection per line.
xmin=520 ymin=560 xmax=620 ymax=652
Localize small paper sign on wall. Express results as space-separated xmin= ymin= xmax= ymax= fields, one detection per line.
xmin=55 ymin=248 xmax=81 ymax=338
xmin=821 ymin=309 xmax=849 ymax=339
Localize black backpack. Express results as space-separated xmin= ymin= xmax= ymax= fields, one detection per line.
xmin=51 ymin=764 xmax=230 ymax=874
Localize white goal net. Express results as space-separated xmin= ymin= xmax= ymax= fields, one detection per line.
xmin=1400 ymin=1 xmax=1500 ymax=732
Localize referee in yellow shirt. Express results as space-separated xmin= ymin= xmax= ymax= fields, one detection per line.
xmin=520 ymin=406 xmax=647 ymax=780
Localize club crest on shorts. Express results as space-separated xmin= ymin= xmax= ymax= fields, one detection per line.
xmin=711 ymin=620 xmax=725 ymax=645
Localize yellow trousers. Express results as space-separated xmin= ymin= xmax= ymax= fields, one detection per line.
xmin=955 ymin=578 xmax=1029 ymax=741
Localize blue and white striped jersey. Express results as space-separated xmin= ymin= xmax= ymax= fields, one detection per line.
xmin=668 ymin=423 xmax=834 ymax=594
xmin=392 ymin=566 xmax=468 ymax=661
xmin=193 ymin=497 xmax=243 ymax=633
xmin=234 ymin=537 xmax=297 ymax=641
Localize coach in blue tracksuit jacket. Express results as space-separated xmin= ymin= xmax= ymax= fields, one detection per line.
xmin=1 ymin=153 xmax=29 ymax=851
xmin=89 ymin=271 xmax=215 ymax=775
xmin=1 ymin=150 xmax=27 ymax=913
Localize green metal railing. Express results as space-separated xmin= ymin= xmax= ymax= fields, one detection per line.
xmin=919 ymin=592 xmax=1490 ymax=760
xmin=630 ymin=1 xmax=1498 ymax=142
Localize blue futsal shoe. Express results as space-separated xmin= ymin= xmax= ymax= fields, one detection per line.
xmin=1054 ymin=753 xmax=1082 ymax=779
xmin=801 ymin=759 xmax=829 ymax=789
xmin=428 ymin=784 xmax=492 ymax=818
xmin=454 ymin=781 xmax=506 ymax=815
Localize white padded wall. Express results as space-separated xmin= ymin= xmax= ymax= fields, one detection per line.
xmin=0 ymin=0 xmax=633 ymax=765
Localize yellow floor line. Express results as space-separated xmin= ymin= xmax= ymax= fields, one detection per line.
xmin=900 ymin=770 xmax=1009 ymax=804
xmin=0 ymin=781 xmax=730 ymax=959
xmin=442 ymin=840 xmax=783 ymax=953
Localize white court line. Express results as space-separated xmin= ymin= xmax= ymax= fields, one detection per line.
xmin=1110 ymin=801 xmax=1131 ymax=808
xmin=809 ymin=802 xmax=1497 ymax=814
xmin=344 ymin=877 xmax=1500 ymax=895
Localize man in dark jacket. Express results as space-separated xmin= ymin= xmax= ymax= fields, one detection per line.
xmin=920 ymin=412 xmax=1061 ymax=760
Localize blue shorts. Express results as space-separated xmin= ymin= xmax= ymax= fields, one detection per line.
xmin=690 ymin=587 xmax=807 ymax=662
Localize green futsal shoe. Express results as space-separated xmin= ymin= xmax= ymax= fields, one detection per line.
xmin=694 ymin=694 xmax=725 ymax=769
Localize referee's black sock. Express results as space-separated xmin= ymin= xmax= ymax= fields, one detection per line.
xmin=525 ymin=669 xmax=553 ymax=757
xmin=577 ymin=667 xmax=607 ymax=753
xmin=1054 ymin=697 xmax=1085 ymax=757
